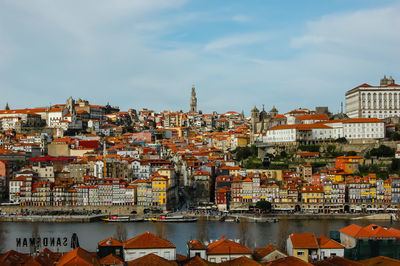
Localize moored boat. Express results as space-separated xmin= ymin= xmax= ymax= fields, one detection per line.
xmin=150 ymin=215 xmax=197 ymax=222
xmin=102 ymin=216 xmax=130 ymax=222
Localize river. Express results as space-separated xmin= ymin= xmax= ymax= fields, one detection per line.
xmin=1 ymin=218 xmax=398 ymax=255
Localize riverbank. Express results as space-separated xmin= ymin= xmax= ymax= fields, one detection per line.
xmin=0 ymin=214 xmax=105 ymax=223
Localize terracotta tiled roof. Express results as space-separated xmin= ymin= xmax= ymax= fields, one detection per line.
xmin=207 ymin=237 xmax=252 ymax=255
xmin=0 ymin=250 xmax=32 ymax=265
xmin=34 ymin=248 xmax=61 ymax=265
xmin=265 ymin=256 xmax=312 ymax=265
xmin=339 ymin=224 xmax=372 ymax=238
xmin=99 ymin=253 xmax=123 ymax=265
xmin=296 ymin=114 xmax=329 ymax=121
xmin=123 ymin=232 xmax=175 ymax=249
xmin=363 ymin=224 xmax=399 ymax=238
xmin=313 ymin=256 xmax=362 ymax=266
xmin=126 ymin=253 xmax=177 ymax=266
xmin=182 ymin=256 xmax=215 ymax=266
xmin=188 ymin=240 xmax=206 ymax=250
xmin=343 ymin=118 xmax=383 ymax=123
xmin=253 ymin=244 xmax=278 ymax=260
xmin=316 ymin=235 xmax=343 ymax=249
xmin=289 ymin=233 xmax=319 ymax=249
xmin=219 ymin=256 xmax=261 ymax=265
xmin=98 ymin=237 xmax=122 ymax=247
xmin=359 ymin=256 xmax=400 ymax=266
xmin=57 ymin=247 xmax=100 ymax=266
xmin=176 ymin=254 xmax=188 ymax=262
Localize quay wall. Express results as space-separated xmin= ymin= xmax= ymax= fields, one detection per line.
xmin=0 ymin=205 xmax=145 ymax=215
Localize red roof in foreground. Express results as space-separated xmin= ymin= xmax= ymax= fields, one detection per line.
xmin=182 ymin=256 xmax=214 ymax=266
xmin=207 ymin=237 xmax=252 ymax=255
xmin=187 ymin=240 xmax=207 ymax=250
xmin=316 ymin=235 xmax=343 ymax=249
xmin=253 ymin=244 xmax=278 ymax=260
xmin=126 ymin=253 xmax=177 ymax=266
xmin=99 ymin=253 xmax=123 ymax=265
xmin=289 ymin=233 xmax=319 ymax=249
xmin=313 ymin=256 xmax=362 ymax=266
xmin=98 ymin=237 xmax=122 ymax=247
xmin=0 ymin=250 xmax=32 ymax=265
xmin=219 ymin=256 xmax=261 ymax=266
xmin=57 ymin=247 xmax=100 ymax=266
xmin=123 ymin=232 xmax=175 ymax=249
xmin=339 ymin=224 xmax=400 ymax=239
xmin=265 ymin=256 xmax=312 ymax=265
xmin=360 ymin=256 xmax=400 ymax=266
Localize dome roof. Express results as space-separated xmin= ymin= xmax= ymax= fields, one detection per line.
xmin=270 ymin=106 xmax=278 ymax=112
xmin=251 ymin=106 xmax=259 ymax=113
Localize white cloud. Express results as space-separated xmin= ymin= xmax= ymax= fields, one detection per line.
xmin=204 ymin=32 xmax=269 ymax=51
xmin=232 ymin=14 xmax=251 ymax=23
xmin=1 ymin=1 xmax=400 ymax=115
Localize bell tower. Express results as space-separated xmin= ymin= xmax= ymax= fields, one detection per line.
xmin=190 ymin=85 xmax=197 ymax=113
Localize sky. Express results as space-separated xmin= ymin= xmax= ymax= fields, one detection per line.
xmin=1 ymin=0 xmax=400 ymax=115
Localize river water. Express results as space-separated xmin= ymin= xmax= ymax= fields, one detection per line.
xmin=1 ymin=218 xmax=398 ymax=255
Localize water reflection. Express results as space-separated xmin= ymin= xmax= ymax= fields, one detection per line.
xmin=2 ymin=219 xmax=397 ymax=254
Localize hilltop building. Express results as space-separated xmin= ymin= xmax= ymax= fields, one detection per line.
xmin=346 ymin=75 xmax=400 ymax=119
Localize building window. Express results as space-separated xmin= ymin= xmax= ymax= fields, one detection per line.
xmin=297 ymin=251 xmax=304 ymax=256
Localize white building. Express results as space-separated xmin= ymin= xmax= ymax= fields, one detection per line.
xmin=346 ymin=76 xmax=400 ymax=119
xmin=263 ymin=118 xmax=384 ymax=144
xmin=342 ymin=118 xmax=384 ymax=140
xmin=123 ymin=232 xmax=176 ymax=261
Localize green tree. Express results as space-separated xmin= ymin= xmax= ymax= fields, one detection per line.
xmin=255 ymin=200 xmax=272 ymax=213
xmin=345 ymin=151 xmax=357 ymax=156
xmin=326 ymin=145 xmax=336 ymax=156
xmin=391 ymin=159 xmax=400 ymax=172
xmin=391 ymin=132 xmax=400 ymax=141
xmin=369 ymin=145 xmax=395 ymax=158
xmin=299 ymin=145 xmax=320 ymax=152
xmin=335 ymin=137 xmax=348 ymax=143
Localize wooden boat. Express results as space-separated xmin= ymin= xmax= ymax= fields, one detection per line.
xmin=102 ymin=216 xmax=130 ymax=222
xmin=150 ymin=215 xmax=197 ymax=222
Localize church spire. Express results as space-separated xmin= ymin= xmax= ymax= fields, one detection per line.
xmin=5 ymin=102 xmax=9 ymax=110
xmin=190 ymin=85 xmax=197 ymax=113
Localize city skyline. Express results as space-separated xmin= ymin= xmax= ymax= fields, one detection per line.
xmin=1 ymin=1 xmax=400 ymax=113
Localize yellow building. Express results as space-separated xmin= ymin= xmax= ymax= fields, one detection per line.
xmin=323 ymin=181 xmax=333 ymax=203
xmin=287 ymin=233 xmax=319 ymax=262
xmin=301 ymin=185 xmax=324 ymax=203
xmin=241 ymin=177 xmax=253 ymax=203
xmin=151 ymin=175 xmax=167 ymax=209
xmin=157 ymin=167 xmax=175 ymax=188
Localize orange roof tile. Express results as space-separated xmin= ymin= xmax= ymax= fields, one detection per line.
xmin=187 ymin=240 xmax=206 ymax=250
xmin=289 ymin=233 xmax=318 ymax=249
xmin=316 ymin=235 xmax=343 ymax=249
xmin=207 ymin=238 xmax=252 ymax=255
xmin=99 ymin=253 xmax=123 ymax=265
xmin=0 ymin=250 xmax=32 ymax=265
xmin=98 ymin=237 xmax=122 ymax=247
xmin=253 ymin=244 xmax=278 ymax=260
xmin=219 ymin=256 xmax=261 ymax=266
xmin=338 ymin=224 xmax=371 ymax=238
xmin=182 ymin=256 xmax=215 ymax=266
xmin=343 ymin=118 xmax=383 ymax=123
xmin=126 ymin=253 xmax=177 ymax=266
xmin=57 ymin=247 xmax=100 ymax=266
xmin=265 ymin=256 xmax=312 ymax=265
xmin=123 ymin=232 xmax=175 ymax=249
xmin=359 ymin=256 xmax=400 ymax=266
xmin=313 ymin=256 xmax=362 ymax=266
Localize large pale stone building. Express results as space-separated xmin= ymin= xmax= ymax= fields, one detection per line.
xmin=346 ymin=76 xmax=400 ymax=119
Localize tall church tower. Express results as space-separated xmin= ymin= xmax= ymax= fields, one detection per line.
xmin=190 ymin=85 xmax=197 ymax=113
